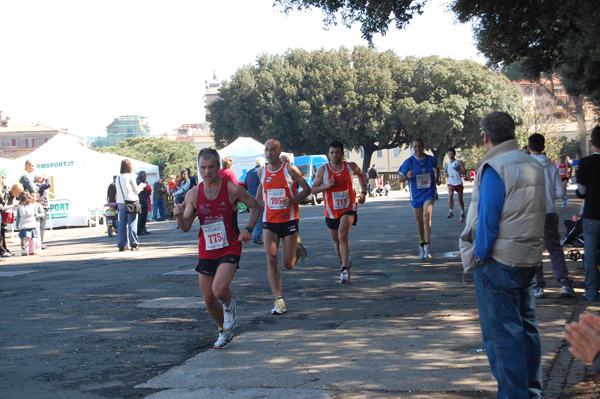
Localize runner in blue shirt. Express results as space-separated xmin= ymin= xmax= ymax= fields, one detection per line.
xmin=398 ymin=138 xmax=440 ymax=260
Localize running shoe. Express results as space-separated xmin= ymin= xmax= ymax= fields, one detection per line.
xmin=534 ymin=287 xmax=544 ymax=299
xmin=424 ymin=243 xmax=432 ymax=259
xmin=460 ymin=213 xmax=465 ymax=222
xmin=223 ymin=298 xmax=237 ymax=331
xmin=296 ymin=237 xmax=307 ymax=262
xmin=340 ymin=262 xmax=352 ymax=284
xmin=562 ymin=197 xmax=568 ymax=208
xmin=447 ymin=211 xmax=454 ymax=218
xmin=271 ymin=298 xmax=287 ymax=315
xmin=419 ymin=245 xmax=425 ymax=260
xmin=560 ymin=286 xmax=575 ymax=298
xmin=213 ymin=329 xmax=233 ymax=349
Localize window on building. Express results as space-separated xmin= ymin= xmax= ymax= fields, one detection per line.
xmin=44 ymin=138 xmax=49 ymax=143
xmin=360 ymin=148 xmax=364 ymax=159
xmin=393 ymin=147 xmax=400 ymax=157
xmin=524 ymin=87 xmax=533 ymax=95
xmin=535 ymin=87 xmax=542 ymax=96
xmin=11 ymin=139 xmax=16 ymax=147
xmin=345 ymin=149 xmax=351 ymax=159
xmin=376 ymin=150 xmax=383 ymax=158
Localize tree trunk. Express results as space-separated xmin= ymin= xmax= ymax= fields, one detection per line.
xmin=573 ymin=95 xmax=589 ymax=156
xmin=361 ymin=144 xmax=377 ymax=173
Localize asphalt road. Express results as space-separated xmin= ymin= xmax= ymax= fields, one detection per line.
xmin=0 ymin=185 xmax=598 ymax=399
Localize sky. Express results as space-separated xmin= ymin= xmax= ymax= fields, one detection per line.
xmin=0 ymin=0 xmax=485 ymax=139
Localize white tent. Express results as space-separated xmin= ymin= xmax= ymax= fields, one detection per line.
xmin=3 ymin=133 xmax=159 ymax=228
xmin=217 ymin=137 xmax=292 ymax=182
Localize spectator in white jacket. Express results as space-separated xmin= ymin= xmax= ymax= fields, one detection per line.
xmin=115 ymin=159 xmax=146 ymax=251
xmin=528 ymin=133 xmax=574 ymax=298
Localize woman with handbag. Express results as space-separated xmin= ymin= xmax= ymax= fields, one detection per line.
xmin=116 ymin=159 xmax=146 ymax=251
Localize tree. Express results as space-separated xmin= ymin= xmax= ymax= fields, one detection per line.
xmin=451 ymin=0 xmax=600 ymax=107
xmin=208 ymin=47 xmax=523 ymax=171
xmin=95 ymin=137 xmax=199 ymax=179
xmin=394 ymin=56 xmax=524 ymax=166
xmin=275 ymin=0 xmax=426 ymax=42
xmin=276 ymin=0 xmax=600 ymax=112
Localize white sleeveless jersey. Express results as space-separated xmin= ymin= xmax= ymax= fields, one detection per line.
xmin=446 ymin=160 xmax=463 ymax=186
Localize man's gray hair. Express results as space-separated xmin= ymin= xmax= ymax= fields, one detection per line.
xmin=480 ymin=111 xmax=516 ymax=145
xmin=255 ymin=157 xmax=265 ymax=167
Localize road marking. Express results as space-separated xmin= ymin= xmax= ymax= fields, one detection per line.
xmin=84 ymin=250 xmax=160 ymax=260
xmin=0 ymin=271 xmax=37 ymax=277
xmin=137 ymin=297 xmax=205 ymax=309
xmin=163 ymin=270 xmax=196 ymax=276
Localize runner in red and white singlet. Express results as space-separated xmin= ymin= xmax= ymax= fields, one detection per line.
xmin=444 ymin=148 xmax=466 ymax=221
xmin=312 ymin=140 xmax=367 ymax=284
xmin=558 ymin=154 xmax=571 ymax=207
xmin=174 ymin=148 xmax=261 ymax=350
xmin=196 ymin=177 xmax=241 ymax=260
xmin=256 ymin=139 xmax=311 ymax=315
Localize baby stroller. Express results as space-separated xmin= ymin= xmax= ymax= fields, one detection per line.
xmin=104 ymin=203 xmax=118 ymax=237
xmin=373 ymin=178 xmax=385 ymax=197
xmin=560 ymin=205 xmax=584 ymax=261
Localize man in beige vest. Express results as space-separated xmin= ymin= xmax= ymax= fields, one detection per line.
xmin=460 ymin=111 xmax=545 ymax=399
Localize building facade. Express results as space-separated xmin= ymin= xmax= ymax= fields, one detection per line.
xmin=91 ymin=115 xmax=150 ymax=148
xmin=511 ymin=76 xmax=596 ymax=139
xmin=0 ymin=111 xmax=80 ymax=159
xmin=161 ymin=122 xmax=214 ymax=150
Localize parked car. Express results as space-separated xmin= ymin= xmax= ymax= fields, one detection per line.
xmin=294 ymin=154 xmax=328 ymax=205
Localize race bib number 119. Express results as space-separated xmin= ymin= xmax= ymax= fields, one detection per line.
xmin=332 ymin=190 xmax=350 ymax=210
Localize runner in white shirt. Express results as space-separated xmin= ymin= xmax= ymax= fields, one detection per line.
xmin=444 ymin=148 xmax=466 ymax=222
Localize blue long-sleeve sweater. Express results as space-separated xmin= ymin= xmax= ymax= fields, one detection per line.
xmin=474 ymin=165 xmax=505 ymax=261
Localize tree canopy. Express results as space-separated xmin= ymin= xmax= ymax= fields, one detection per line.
xmin=275 ymin=0 xmax=426 ymax=43
xmin=275 ymin=0 xmax=600 ymax=107
xmin=207 ymin=47 xmax=524 ymax=170
xmin=94 ymin=137 xmax=199 ymax=179
xmin=452 ymin=0 xmax=600 ymax=105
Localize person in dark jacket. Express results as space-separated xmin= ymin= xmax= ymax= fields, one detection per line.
xmin=107 ymin=176 xmax=117 ymax=203
xmin=136 ymin=171 xmax=152 ymax=235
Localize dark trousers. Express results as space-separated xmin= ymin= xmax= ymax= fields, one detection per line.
xmin=0 ymin=223 xmax=8 ymax=254
xmin=137 ymin=207 xmax=148 ymax=233
xmin=535 ymin=213 xmax=572 ymax=287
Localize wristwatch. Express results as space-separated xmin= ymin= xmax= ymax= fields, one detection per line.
xmin=475 ymin=257 xmax=486 ymax=266
xmin=361 ymin=191 xmax=367 ymax=195
xmin=245 ymin=226 xmax=253 ymax=233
